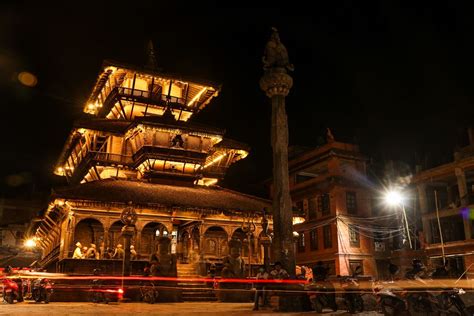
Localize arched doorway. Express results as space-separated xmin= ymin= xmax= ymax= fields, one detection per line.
xmin=232 ymin=228 xmax=257 ymax=260
xmin=108 ymin=220 xmax=124 ymax=250
xmin=73 ymin=218 xmax=104 ymax=256
xmin=141 ymin=222 xmax=168 ymax=257
xmin=203 ymin=226 xmax=228 ymax=258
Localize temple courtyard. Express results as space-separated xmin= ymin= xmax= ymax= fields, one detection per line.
xmin=0 ymin=302 xmax=382 ymax=315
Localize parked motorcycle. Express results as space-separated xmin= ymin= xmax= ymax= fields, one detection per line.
xmin=31 ymin=278 xmax=53 ymax=303
xmin=2 ymin=277 xmax=23 ymax=304
xmin=306 ymin=280 xmax=338 ymax=313
xmin=139 ymin=281 xmax=159 ymax=304
xmin=374 ymin=282 xmax=409 ymax=316
xmin=89 ymin=270 xmax=123 ymax=303
xmin=341 ymin=266 xmax=364 ymax=314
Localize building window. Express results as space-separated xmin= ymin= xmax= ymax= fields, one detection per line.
xmin=430 ymin=214 xmax=464 ymax=243
xmin=349 ymin=260 xmax=364 ymax=275
xmin=310 ymin=229 xmax=318 ymax=250
xmin=308 ymin=197 xmax=318 ymax=220
xmin=297 ymin=232 xmax=305 ymax=252
xmin=346 ymin=192 xmax=357 ymax=214
xmin=349 ymin=225 xmax=360 ymax=247
xmin=323 ymin=225 xmax=332 ymax=249
xmin=319 ymin=194 xmax=330 ymax=216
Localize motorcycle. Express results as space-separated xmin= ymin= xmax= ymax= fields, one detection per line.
xmin=306 ymin=279 xmax=338 ymax=313
xmin=139 ymin=281 xmax=159 ymax=304
xmin=2 ymin=277 xmax=23 ymax=304
xmin=374 ymin=282 xmax=409 ymax=316
xmin=341 ymin=267 xmax=364 ymax=314
xmin=31 ymin=278 xmax=53 ymax=303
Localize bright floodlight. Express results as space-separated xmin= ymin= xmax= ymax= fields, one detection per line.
xmin=384 ymin=190 xmax=403 ymax=206
xmin=24 ymin=238 xmax=36 ymax=248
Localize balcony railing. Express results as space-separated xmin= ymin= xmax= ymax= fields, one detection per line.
xmin=116 ymin=87 xmax=186 ymax=107
xmin=91 ymin=151 xmax=133 ymax=165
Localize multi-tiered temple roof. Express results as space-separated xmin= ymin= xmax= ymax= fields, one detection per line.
xmin=53 ymin=57 xmax=249 ymax=186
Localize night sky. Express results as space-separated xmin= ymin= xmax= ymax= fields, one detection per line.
xmin=1 ymin=2 xmax=474 ymax=198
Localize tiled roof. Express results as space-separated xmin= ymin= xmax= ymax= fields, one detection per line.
xmin=53 ymin=179 xmax=270 ymax=213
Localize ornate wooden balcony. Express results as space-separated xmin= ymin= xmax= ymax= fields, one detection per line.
xmin=99 ymin=86 xmax=189 ymax=118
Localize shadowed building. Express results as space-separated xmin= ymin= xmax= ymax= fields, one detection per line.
xmin=413 ymin=128 xmax=474 ymax=276
xmin=33 ymin=48 xmax=271 ymax=275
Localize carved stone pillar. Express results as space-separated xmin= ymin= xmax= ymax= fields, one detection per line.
xmin=260 ymin=29 xmax=295 ymax=275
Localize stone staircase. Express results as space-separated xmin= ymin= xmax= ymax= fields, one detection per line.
xmin=177 ymin=263 xmax=217 ymax=302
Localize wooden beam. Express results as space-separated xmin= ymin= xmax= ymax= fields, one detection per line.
xmin=93 ymin=165 xmax=102 ymax=181
xmin=117 ymin=99 xmax=127 ymax=120
xmin=130 ymin=73 xmax=137 ymax=119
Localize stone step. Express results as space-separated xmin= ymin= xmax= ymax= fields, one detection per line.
xmin=178 ymin=284 xmax=212 ymax=289
xmin=182 ymin=296 xmax=218 ymax=302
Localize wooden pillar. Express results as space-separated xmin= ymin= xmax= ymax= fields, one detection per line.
xmin=456 ymin=168 xmax=472 ymax=239
xmin=417 ymin=184 xmax=432 ymax=244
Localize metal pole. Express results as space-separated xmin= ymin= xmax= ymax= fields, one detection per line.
xmin=434 ymin=190 xmax=446 ymax=265
xmin=401 ymin=204 xmax=413 ymax=249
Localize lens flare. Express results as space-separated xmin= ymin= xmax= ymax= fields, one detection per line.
xmin=18 ymin=71 xmax=38 ymax=87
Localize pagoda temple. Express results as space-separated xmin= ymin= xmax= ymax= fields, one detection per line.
xmin=34 ymin=45 xmax=271 ymax=275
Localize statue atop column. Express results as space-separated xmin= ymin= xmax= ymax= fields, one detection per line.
xmin=262 ymin=27 xmax=294 ymax=71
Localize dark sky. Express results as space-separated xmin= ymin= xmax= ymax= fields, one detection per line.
xmin=1 ymin=2 xmax=474 ymax=198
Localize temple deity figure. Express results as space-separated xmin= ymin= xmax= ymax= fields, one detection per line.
xmin=73 ymin=242 xmax=83 ymax=259
xmin=221 ymin=238 xmax=245 ymax=278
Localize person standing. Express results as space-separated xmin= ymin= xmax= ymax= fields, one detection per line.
xmin=253 ymin=267 xmax=270 ymax=310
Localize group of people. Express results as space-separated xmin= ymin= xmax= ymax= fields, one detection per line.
xmin=253 ymin=261 xmax=333 ymax=310
xmin=72 ymin=242 xmax=138 ymax=260
xmin=253 ymin=261 xmax=290 ymax=310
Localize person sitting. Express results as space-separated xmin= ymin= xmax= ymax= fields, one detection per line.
xmin=82 ymin=246 xmax=88 ymax=258
xmin=113 ymin=244 xmax=124 ymax=259
xmin=72 ymin=242 xmax=83 ymax=259
xmin=312 ymin=261 xmax=329 ymax=281
xmin=130 ymin=245 xmax=138 ymax=260
xmin=85 ymin=244 xmax=99 ymax=259
xmin=270 ymin=261 xmax=289 ymax=280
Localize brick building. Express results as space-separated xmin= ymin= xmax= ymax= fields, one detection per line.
xmin=281 ymin=135 xmax=377 ymax=277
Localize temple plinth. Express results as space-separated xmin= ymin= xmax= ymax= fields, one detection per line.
xmin=260 ymin=28 xmax=295 ymax=276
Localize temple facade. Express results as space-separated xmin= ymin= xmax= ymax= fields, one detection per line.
xmin=34 ymin=52 xmax=271 ymax=275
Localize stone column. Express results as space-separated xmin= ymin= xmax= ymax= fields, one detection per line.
xmin=121 ymin=225 xmax=134 ymax=276
xmin=260 ymin=29 xmax=295 ymax=275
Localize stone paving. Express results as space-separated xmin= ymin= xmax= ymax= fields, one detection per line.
xmin=0 ymin=302 xmax=382 ymax=315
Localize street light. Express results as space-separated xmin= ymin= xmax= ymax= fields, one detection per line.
xmin=383 ymin=189 xmax=412 ymax=249
xmin=24 ymin=238 xmax=37 ymax=248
